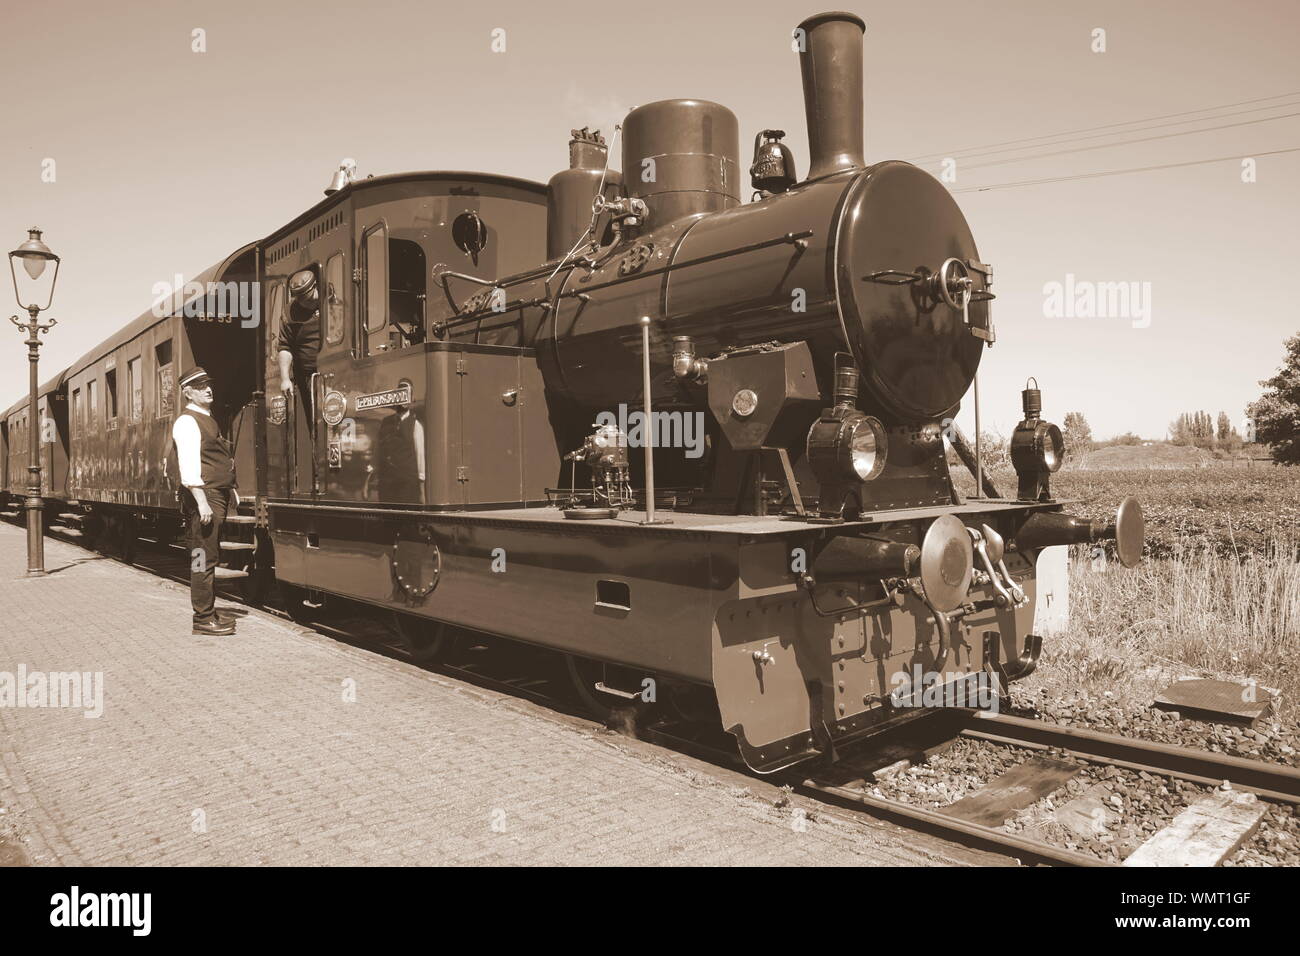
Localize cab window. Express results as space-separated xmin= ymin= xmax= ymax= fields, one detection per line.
xmin=362 ymin=224 xmax=427 ymax=355
xmin=325 ymin=253 xmax=345 ymax=347
xmin=266 ymin=283 xmax=286 ymax=369
xmin=389 ymin=239 xmax=427 ymax=348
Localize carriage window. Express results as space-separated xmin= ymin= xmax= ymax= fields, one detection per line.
xmin=127 ymin=356 xmax=142 ymax=423
xmin=88 ymin=380 xmax=99 ymax=431
xmin=156 ymin=339 xmax=174 ymax=418
xmin=105 ymin=368 xmax=118 ymax=422
xmin=72 ymin=388 xmax=81 ymax=438
xmin=325 ymin=253 xmax=345 ymax=346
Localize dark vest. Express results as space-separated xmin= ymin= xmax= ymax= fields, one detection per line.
xmin=178 ymin=410 xmax=236 ymax=489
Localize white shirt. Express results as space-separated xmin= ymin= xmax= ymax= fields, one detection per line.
xmin=172 ymin=402 xmax=211 ymax=488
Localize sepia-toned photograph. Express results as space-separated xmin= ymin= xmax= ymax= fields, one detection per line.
xmin=0 ymin=0 xmax=1295 ymax=928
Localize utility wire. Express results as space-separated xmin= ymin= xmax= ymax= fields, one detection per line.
xmin=951 ymin=111 xmax=1300 ymax=172
xmin=907 ymin=89 xmax=1300 ymax=162
xmin=912 ymin=100 xmax=1300 ymax=165
xmin=952 ymin=146 xmax=1300 ymax=193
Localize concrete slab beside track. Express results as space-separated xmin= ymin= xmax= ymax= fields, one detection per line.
xmin=0 ymin=522 xmax=993 ymax=866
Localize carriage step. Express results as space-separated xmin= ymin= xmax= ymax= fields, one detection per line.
xmin=219 ymin=541 xmax=256 ymax=551
xmin=57 ymin=512 xmax=84 ymax=522
xmin=214 ymin=567 xmax=249 ymax=580
xmin=225 ymin=515 xmax=256 ymax=525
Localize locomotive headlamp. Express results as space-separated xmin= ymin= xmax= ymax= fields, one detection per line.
xmin=806 ymin=358 xmax=889 ymax=520
xmin=847 ymin=414 xmax=886 ymax=479
xmin=807 ymin=410 xmax=887 ymax=485
xmin=1013 ymin=420 xmax=1064 ymax=474
xmin=806 ymin=409 xmax=888 ymax=520
xmin=1009 ymin=377 xmax=1064 ymax=501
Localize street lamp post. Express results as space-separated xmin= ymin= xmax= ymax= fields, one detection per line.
xmin=8 ymin=227 xmax=60 ymax=576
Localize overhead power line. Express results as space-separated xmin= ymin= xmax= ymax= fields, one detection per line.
xmin=907 ymin=89 xmax=1300 ymax=162
xmin=950 ymin=111 xmax=1300 ymax=172
xmin=912 ymin=101 xmax=1300 ymax=165
xmin=952 ymin=146 xmax=1300 ymax=193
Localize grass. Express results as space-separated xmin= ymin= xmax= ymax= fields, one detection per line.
xmin=1023 ymin=537 xmax=1300 ymax=718
xmin=952 ymin=462 xmax=1300 ymax=716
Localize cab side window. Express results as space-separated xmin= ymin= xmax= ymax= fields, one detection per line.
xmin=325 ymin=253 xmax=345 ymax=347
xmin=362 ymin=225 xmax=427 ymax=355
xmin=389 ymin=239 xmax=426 ymax=348
xmin=266 ymin=282 xmax=286 ymax=372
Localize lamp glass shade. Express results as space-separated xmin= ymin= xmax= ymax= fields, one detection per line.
xmin=21 ymin=255 xmax=47 ymax=280
xmin=9 ymin=229 xmax=60 ymax=312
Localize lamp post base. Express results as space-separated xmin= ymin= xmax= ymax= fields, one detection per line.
xmin=25 ymin=493 xmax=44 ymax=575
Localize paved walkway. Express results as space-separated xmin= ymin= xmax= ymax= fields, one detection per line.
xmin=0 ymin=522 xmax=974 ymax=866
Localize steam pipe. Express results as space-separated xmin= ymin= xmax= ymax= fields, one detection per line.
xmin=796 ymin=11 xmax=867 ymax=179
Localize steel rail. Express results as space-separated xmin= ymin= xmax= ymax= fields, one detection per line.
xmin=637 ymin=718 xmax=1107 ymax=866
xmin=797 ymin=777 xmax=1112 ymax=867
xmin=962 ymin=711 xmax=1300 ymax=804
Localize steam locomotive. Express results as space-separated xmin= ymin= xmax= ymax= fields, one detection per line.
xmin=2 ymin=12 xmax=1143 ymax=772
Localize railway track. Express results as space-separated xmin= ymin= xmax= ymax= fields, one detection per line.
xmin=794 ymin=710 xmax=1300 ymax=867
xmin=9 ymin=509 xmax=1297 ymax=867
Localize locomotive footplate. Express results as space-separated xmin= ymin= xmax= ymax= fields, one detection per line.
xmin=269 ymin=499 xmax=1055 ymax=773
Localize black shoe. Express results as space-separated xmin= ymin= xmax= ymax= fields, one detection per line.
xmin=193 ymin=619 xmax=236 ymax=636
xmin=215 ymin=610 xmax=239 ymax=625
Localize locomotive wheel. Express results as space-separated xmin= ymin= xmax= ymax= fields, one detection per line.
xmin=564 ymin=654 xmax=658 ymax=731
xmin=390 ymin=612 xmax=458 ymax=665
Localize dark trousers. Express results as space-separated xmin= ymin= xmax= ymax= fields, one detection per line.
xmin=185 ymin=486 xmax=230 ymax=623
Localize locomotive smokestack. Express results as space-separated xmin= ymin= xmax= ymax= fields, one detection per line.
xmin=796 ymin=11 xmax=866 ymax=180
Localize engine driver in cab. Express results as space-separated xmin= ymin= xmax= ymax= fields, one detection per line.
xmin=278 ymin=267 xmax=322 ymax=431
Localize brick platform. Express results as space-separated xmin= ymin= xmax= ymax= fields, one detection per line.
xmin=0 ymin=523 xmax=977 ymax=866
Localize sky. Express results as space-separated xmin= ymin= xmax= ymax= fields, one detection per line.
xmin=1 ymin=0 xmax=1297 ymax=440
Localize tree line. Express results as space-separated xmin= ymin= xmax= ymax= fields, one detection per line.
xmin=1167 ymin=410 xmax=1246 ymax=452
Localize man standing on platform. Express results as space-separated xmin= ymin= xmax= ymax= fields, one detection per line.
xmin=172 ymin=366 xmax=238 ymax=636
